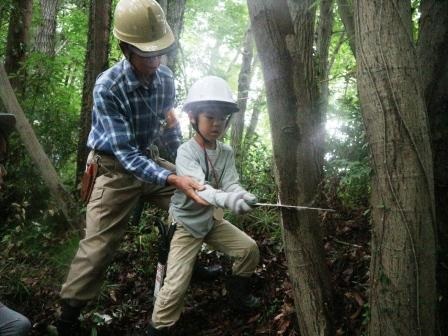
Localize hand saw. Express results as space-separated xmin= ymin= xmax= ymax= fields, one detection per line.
xmin=254 ymin=202 xmax=335 ymax=212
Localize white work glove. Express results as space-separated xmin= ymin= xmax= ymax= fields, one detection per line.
xmin=215 ymin=191 xmax=257 ymax=214
xmin=242 ymin=192 xmax=258 ymax=206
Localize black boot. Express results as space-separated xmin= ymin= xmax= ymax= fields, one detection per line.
xmin=54 ymin=319 xmax=81 ymax=336
xmin=227 ymin=276 xmax=260 ymax=312
xmin=192 ymin=262 xmax=223 ymax=282
xmin=52 ymin=301 xmax=82 ymax=336
xmin=148 ymin=324 xmax=168 ymax=336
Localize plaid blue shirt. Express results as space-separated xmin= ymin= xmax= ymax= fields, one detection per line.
xmin=87 ymin=59 xmax=181 ymax=185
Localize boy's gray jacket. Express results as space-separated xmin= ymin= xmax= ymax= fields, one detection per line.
xmin=170 ymin=139 xmax=246 ymax=238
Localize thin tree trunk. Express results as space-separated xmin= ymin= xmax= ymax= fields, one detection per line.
xmin=75 ymin=0 xmax=112 ymax=183
xmin=0 ymin=64 xmax=79 ymax=230
xmin=417 ymin=0 xmax=448 ymax=332
xmin=248 ymin=1 xmax=333 ymax=335
xmin=336 ymin=0 xmax=356 ymax=57
xmin=231 ymin=27 xmax=254 ymax=172
xmin=34 ymin=0 xmax=59 ymax=56
xmin=242 ymin=91 xmax=263 ymax=153
xmin=354 ymin=0 xmax=436 ymax=334
xmin=4 ymin=0 xmax=33 ymax=91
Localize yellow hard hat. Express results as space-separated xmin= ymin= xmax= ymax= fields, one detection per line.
xmin=113 ymin=0 xmax=175 ymax=57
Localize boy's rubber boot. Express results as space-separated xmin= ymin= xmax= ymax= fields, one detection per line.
xmin=192 ymin=263 xmax=223 ymax=282
xmin=54 ymin=320 xmax=81 ymax=336
xmin=227 ymin=276 xmax=261 ymax=312
xmin=148 ymin=324 xmax=168 ymax=336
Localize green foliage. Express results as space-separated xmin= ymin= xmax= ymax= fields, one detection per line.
xmin=240 ymin=136 xmax=276 ymax=204
xmin=0 ymin=215 xmax=80 ymax=303
xmin=0 ymin=0 xmax=13 ymax=57
xmin=226 ymin=136 xmax=280 ymax=237
xmin=181 ymin=0 xmax=249 ymax=99
xmin=1 ymin=1 xmax=88 ymax=225
xmin=329 ymin=10 xmax=356 ymax=81
xmin=325 ymin=92 xmax=371 ymax=209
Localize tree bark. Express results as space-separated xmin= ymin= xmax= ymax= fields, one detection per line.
xmin=417 ymin=0 xmax=448 ymax=331
xmin=231 ymin=27 xmax=254 ymax=172
xmin=165 ymin=0 xmax=186 ymax=73
xmin=336 ymin=0 xmax=356 ymax=57
xmin=75 ymin=0 xmax=112 ymax=183
xmin=354 ymin=0 xmax=436 ymax=334
xmin=34 ymin=0 xmax=59 ymax=56
xmin=4 ymin=0 xmax=33 ymax=91
xmin=248 ymin=1 xmax=333 ymax=335
xmin=0 ymin=64 xmax=80 ymax=230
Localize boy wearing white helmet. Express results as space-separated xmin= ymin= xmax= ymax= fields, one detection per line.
xmin=149 ymin=76 xmax=260 ymax=335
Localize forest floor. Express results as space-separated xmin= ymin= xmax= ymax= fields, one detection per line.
xmin=1 ymin=204 xmax=370 ymax=336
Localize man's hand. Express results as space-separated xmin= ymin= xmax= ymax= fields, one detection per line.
xmin=167 ymin=174 xmax=209 ymax=206
xmin=165 ymin=109 xmax=178 ymax=128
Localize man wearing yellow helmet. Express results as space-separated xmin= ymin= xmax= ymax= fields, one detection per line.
xmin=53 ymin=1 xmax=208 ymax=335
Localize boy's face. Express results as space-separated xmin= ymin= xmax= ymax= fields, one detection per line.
xmin=192 ymin=108 xmax=231 ymax=142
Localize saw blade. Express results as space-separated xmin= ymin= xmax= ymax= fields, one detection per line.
xmin=254 ymin=203 xmax=335 ymax=212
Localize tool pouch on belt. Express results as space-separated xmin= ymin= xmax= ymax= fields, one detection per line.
xmin=80 ymin=162 xmax=99 ymax=204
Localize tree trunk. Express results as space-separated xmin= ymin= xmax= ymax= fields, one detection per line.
xmin=34 ymin=0 xmax=59 ymax=56
xmin=248 ymin=1 xmax=333 ymax=335
xmin=336 ymin=0 xmax=356 ymax=57
xmin=0 ymin=64 xmax=80 ymax=230
xmin=4 ymin=0 xmax=33 ymax=91
xmin=417 ymin=0 xmax=448 ymax=331
xmin=354 ymin=0 xmax=436 ymax=334
xmin=75 ymin=0 xmax=112 ymax=183
xmin=242 ymin=91 xmax=263 ymax=153
xmin=231 ymin=27 xmax=254 ymax=172
xmin=165 ymin=0 xmax=186 ymax=73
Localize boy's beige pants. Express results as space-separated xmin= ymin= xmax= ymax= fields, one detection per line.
xmin=60 ymin=152 xmax=175 ymax=302
xmin=152 ymin=219 xmax=259 ymax=329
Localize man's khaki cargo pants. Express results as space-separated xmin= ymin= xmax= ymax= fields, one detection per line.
xmin=60 ymin=152 xmax=175 ymax=302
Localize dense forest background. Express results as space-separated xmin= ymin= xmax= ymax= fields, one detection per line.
xmin=0 ymin=0 xmax=447 ymax=335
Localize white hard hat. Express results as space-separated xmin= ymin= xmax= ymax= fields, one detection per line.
xmin=183 ymin=76 xmax=239 ymax=113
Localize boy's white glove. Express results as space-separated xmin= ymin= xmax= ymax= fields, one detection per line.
xmin=243 ymin=192 xmax=258 ymax=206
xmin=214 ymin=190 xmax=257 ymax=214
